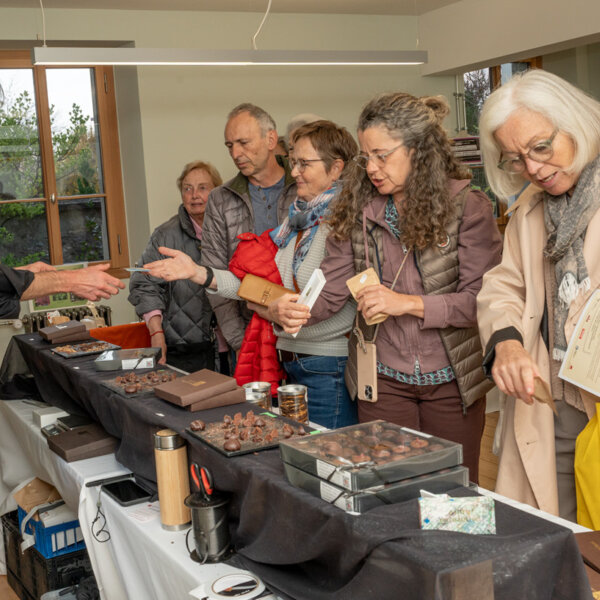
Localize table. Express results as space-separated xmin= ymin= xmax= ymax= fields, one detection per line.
xmin=0 ymin=399 xmax=278 ymax=600
xmin=1 ymin=333 xmax=594 ymax=600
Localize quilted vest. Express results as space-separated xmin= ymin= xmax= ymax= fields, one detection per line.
xmin=348 ymin=188 xmax=493 ymax=410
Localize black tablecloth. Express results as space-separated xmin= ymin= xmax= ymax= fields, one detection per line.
xmin=2 ymin=333 xmax=593 ymax=600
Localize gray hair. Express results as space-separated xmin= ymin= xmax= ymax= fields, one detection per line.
xmin=479 ymin=69 xmax=600 ymax=200
xmin=227 ymin=103 xmax=276 ymax=136
xmin=286 ymin=113 xmax=324 ymax=142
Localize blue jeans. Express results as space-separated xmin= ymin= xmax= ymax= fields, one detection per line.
xmin=282 ymin=355 xmax=357 ymax=430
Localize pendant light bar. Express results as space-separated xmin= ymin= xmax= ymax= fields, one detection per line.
xmin=32 ymin=47 xmax=427 ymax=66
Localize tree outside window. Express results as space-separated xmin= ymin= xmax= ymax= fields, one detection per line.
xmin=0 ymin=51 xmax=128 ymax=273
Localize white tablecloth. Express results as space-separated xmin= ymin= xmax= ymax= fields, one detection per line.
xmin=0 ymin=399 xmax=276 ymax=600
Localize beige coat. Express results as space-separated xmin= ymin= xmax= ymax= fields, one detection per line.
xmin=477 ymin=185 xmax=600 ymax=515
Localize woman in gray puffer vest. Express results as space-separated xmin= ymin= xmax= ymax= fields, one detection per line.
xmin=128 ymin=161 xmax=223 ymax=373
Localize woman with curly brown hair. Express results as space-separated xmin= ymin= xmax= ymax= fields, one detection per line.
xmin=277 ymin=92 xmax=502 ymax=481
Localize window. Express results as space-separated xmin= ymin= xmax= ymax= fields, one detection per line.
xmin=0 ymin=51 xmax=128 ymax=273
xmin=461 ymin=57 xmax=541 ymax=231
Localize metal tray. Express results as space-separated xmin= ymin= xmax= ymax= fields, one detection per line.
xmin=283 ymin=462 xmax=469 ymax=514
xmin=51 ymin=341 xmax=121 ymax=358
xmin=187 ymin=410 xmax=317 ymax=457
xmin=279 ymin=420 xmax=463 ymax=491
xmin=100 ymin=367 xmax=182 ymax=398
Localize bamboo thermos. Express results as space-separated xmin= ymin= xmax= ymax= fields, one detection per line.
xmin=154 ymin=429 xmax=191 ymax=530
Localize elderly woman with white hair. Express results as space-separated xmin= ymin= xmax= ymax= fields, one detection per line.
xmin=477 ymin=69 xmax=600 ymax=521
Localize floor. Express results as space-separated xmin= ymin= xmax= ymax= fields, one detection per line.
xmin=0 ymin=412 xmax=501 ymax=600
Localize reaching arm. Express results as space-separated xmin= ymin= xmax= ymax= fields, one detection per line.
xmin=21 ymin=263 xmax=124 ymax=301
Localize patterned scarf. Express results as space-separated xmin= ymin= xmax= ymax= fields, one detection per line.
xmin=543 ymin=154 xmax=600 ymax=360
xmin=270 ymin=183 xmax=338 ymax=277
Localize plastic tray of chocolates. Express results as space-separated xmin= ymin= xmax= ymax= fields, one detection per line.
xmin=186 ymin=409 xmax=316 ymax=457
xmin=283 ymin=462 xmax=469 ymax=514
xmin=100 ymin=367 xmax=181 ymax=397
xmin=51 ymin=340 xmax=121 ymax=358
xmin=279 ymin=420 xmax=463 ymax=491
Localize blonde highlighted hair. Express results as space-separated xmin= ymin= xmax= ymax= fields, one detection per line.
xmin=176 ymin=161 xmax=223 ymax=193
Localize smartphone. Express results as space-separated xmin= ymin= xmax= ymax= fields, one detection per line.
xmin=41 ymin=423 xmax=63 ymax=438
xmin=102 ymin=478 xmax=155 ymax=506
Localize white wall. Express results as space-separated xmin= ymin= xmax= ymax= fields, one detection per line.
xmin=420 ymin=0 xmax=600 ymax=75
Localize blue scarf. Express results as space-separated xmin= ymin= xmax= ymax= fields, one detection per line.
xmin=270 ymin=183 xmax=338 ymax=277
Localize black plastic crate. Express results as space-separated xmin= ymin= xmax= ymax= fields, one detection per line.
xmin=6 ymin=568 xmax=35 ymax=600
xmin=2 ymin=510 xmax=21 ymax=579
xmin=2 ymin=511 xmax=94 ymax=599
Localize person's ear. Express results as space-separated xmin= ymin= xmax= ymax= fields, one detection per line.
xmin=266 ymin=130 xmax=278 ymax=150
xmin=329 ymin=158 xmax=345 ymax=180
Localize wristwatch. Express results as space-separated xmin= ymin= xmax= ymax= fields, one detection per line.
xmin=199 ymin=266 xmax=214 ymax=289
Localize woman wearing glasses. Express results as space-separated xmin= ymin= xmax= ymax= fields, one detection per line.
xmin=145 ymin=121 xmax=359 ymax=429
xmin=477 ymin=69 xmax=600 ymax=520
xmin=129 ymin=160 xmax=224 ymax=373
xmin=281 ymin=93 xmax=502 ymax=482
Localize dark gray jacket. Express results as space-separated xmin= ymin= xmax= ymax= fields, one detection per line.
xmin=128 ymin=205 xmax=213 ymax=347
xmin=201 ymin=159 xmax=296 ymax=350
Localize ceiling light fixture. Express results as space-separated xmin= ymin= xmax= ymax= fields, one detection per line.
xmin=31 ymin=47 xmax=427 ymax=66
xmin=31 ymin=0 xmax=427 ymax=67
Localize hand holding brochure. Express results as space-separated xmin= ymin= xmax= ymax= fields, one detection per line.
xmin=291 ymin=269 xmax=326 ymax=338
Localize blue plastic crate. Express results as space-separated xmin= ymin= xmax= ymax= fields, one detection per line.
xmin=17 ymin=506 xmax=85 ymax=559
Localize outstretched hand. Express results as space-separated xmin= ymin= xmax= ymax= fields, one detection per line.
xmin=68 ymin=263 xmax=125 ymax=301
xmin=144 ymin=247 xmax=206 ymax=284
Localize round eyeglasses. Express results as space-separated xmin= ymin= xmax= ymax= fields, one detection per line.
xmin=353 ymin=143 xmax=404 ymax=170
xmin=497 ymin=130 xmax=558 ymax=174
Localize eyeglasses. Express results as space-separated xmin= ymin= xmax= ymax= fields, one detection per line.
xmin=497 ymin=130 xmax=558 ymax=174
xmin=353 ymin=143 xmax=404 ymax=170
xmin=289 ymin=158 xmax=324 ymax=172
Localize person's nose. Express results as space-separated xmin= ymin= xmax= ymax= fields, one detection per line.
xmin=291 ymin=163 xmax=301 ymax=178
xmin=523 ymin=155 xmax=544 ymax=176
xmin=230 ymin=143 xmax=242 ymax=160
xmin=365 ymin=158 xmax=378 ymax=177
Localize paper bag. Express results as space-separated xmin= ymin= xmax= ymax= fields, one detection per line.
xmin=13 ymin=478 xmax=61 ymax=522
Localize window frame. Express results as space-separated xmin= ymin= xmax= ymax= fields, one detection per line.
xmin=0 ymin=50 xmax=129 ymax=277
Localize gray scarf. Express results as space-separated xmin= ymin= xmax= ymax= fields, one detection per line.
xmin=543 ymin=154 xmax=600 ymax=360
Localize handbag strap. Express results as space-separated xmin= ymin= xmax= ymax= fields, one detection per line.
xmin=355 ymin=247 xmax=412 ymax=344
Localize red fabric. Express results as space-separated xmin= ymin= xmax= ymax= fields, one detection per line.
xmin=89 ymin=322 xmax=152 ymax=349
xmin=229 ymin=230 xmax=285 ymax=395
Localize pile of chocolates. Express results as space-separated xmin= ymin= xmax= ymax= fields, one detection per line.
xmin=113 ymin=369 xmax=177 ymax=394
xmin=54 ymin=341 xmax=114 ymax=355
xmin=292 ymin=422 xmax=442 ymax=467
xmin=190 ymin=410 xmax=308 ymax=453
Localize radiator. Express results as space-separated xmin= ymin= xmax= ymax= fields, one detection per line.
xmin=21 ymin=305 xmax=113 ymax=333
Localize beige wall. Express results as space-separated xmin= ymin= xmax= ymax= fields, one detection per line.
xmin=420 ymin=0 xmax=600 ymax=75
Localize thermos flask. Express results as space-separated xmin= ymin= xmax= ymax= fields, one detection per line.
xmin=154 ymin=428 xmax=191 ymax=530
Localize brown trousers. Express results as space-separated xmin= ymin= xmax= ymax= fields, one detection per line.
xmin=358 ymin=374 xmax=486 ymax=484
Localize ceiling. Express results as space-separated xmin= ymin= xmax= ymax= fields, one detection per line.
xmin=0 ymin=0 xmax=461 ymax=16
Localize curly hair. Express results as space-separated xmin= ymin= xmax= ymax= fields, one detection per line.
xmin=327 ymin=93 xmax=471 ymax=248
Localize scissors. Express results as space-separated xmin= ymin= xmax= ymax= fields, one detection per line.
xmin=190 ymin=462 xmax=213 ymax=502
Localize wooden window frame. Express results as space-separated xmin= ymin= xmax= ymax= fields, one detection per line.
xmin=0 ymin=50 xmax=129 ymax=278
